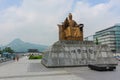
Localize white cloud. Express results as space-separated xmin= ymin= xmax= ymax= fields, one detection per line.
xmin=0 ymin=0 xmax=120 ymax=45
xmin=0 ymin=0 xmax=74 ymax=45
xmin=72 ymin=0 xmax=120 ymax=37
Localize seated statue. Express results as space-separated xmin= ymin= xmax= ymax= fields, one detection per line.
xmin=58 ymin=13 xmax=84 ymax=41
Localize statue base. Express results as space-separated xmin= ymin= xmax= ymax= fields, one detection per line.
xmin=41 ymin=40 xmax=117 ymax=68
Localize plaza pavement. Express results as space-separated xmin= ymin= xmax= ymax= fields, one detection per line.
xmin=0 ymin=56 xmax=120 ymax=80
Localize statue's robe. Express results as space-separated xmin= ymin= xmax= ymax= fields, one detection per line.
xmin=64 ymin=20 xmax=82 ymax=38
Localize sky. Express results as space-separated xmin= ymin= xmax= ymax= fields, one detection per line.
xmin=0 ymin=0 xmax=120 ymax=45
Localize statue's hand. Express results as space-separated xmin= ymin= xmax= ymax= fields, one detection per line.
xmin=75 ymin=24 xmax=80 ymax=27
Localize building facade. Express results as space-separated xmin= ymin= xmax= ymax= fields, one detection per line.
xmin=94 ymin=24 xmax=120 ymax=53
xmin=84 ymin=35 xmax=94 ymax=41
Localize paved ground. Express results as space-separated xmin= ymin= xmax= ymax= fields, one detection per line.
xmin=0 ymin=56 xmax=119 ymax=80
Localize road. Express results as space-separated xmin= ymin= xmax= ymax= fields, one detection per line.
xmin=0 ymin=56 xmax=119 ymax=80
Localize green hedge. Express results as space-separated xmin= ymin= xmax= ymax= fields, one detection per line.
xmin=29 ymin=55 xmax=42 ymax=59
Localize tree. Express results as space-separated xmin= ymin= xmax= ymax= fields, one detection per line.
xmin=95 ymin=37 xmax=99 ymax=45
xmin=0 ymin=49 xmax=2 ymax=54
xmin=3 ymin=47 xmax=14 ymax=53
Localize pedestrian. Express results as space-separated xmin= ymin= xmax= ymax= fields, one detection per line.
xmin=16 ymin=55 xmax=19 ymax=61
xmin=13 ymin=57 xmax=15 ymax=60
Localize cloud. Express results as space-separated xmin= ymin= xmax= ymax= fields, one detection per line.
xmin=0 ymin=0 xmax=120 ymax=45
xmin=0 ymin=0 xmax=74 ymax=45
xmin=72 ymin=0 xmax=120 ymax=37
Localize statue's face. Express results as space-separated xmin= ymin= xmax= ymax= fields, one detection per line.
xmin=69 ymin=14 xmax=72 ymax=20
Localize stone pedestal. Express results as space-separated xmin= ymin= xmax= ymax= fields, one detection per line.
xmin=41 ymin=40 xmax=116 ymax=67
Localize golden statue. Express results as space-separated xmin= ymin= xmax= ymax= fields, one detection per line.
xmin=58 ymin=13 xmax=84 ymax=41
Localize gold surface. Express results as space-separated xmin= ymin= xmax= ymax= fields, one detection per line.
xmin=58 ymin=13 xmax=84 ymax=41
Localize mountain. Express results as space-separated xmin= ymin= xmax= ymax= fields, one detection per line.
xmin=4 ymin=39 xmax=48 ymax=52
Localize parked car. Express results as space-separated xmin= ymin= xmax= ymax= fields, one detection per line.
xmin=115 ymin=56 xmax=120 ymax=61
xmin=0 ymin=57 xmax=6 ymax=62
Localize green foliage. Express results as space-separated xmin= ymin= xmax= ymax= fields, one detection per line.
xmin=95 ymin=37 xmax=99 ymax=45
xmin=3 ymin=47 xmax=14 ymax=53
xmin=29 ymin=55 xmax=42 ymax=59
xmin=0 ymin=50 xmax=2 ymax=54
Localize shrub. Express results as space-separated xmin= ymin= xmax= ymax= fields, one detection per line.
xmin=29 ymin=55 xmax=42 ymax=59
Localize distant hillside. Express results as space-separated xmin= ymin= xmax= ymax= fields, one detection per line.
xmin=3 ymin=39 xmax=48 ymax=52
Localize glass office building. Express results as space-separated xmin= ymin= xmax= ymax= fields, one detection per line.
xmin=94 ymin=24 xmax=120 ymax=53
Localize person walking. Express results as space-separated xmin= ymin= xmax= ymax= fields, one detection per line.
xmin=16 ymin=54 xmax=19 ymax=61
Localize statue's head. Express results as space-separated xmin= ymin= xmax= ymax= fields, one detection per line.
xmin=68 ymin=13 xmax=72 ymax=20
